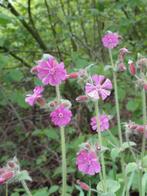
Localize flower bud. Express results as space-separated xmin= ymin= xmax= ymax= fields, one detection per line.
xmin=117 ymin=62 xmax=126 ymax=72
xmin=66 ymin=72 xmax=79 ymax=79
xmin=60 ymin=99 xmax=72 ymax=109
xmin=30 ymin=66 xmax=38 ymax=74
xmin=128 ymin=60 xmax=136 ymax=75
xmin=76 ymin=180 xmax=90 ymax=191
xmin=143 ymin=83 xmax=147 ymax=91
xmin=76 ymin=95 xmax=89 ymax=102
xmin=37 ymin=97 xmax=46 ymax=107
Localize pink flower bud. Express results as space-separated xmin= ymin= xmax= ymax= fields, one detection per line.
xmin=128 ymin=60 xmax=136 ymax=75
xmin=0 ymin=168 xmax=14 ymax=184
xmin=76 ymin=95 xmax=89 ymax=102
xmin=118 ymin=63 xmax=126 ymax=72
xmin=76 ymin=180 xmax=90 ymax=191
xmin=143 ymin=84 xmax=147 ymax=91
xmin=30 ymin=66 xmax=38 ymax=74
xmin=37 ymin=97 xmax=46 ymax=107
xmin=66 ymin=72 xmax=79 ymax=79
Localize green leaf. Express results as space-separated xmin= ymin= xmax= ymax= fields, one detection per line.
xmin=142 ymin=155 xmax=147 ymax=168
xmin=16 ymin=170 xmax=32 ymax=182
xmin=100 ymin=193 xmax=116 ymax=196
xmin=0 ymin=13 xmax=12 ymax=24
xmin=8 ymin=69 xmax=23 ymax=82
xmin=32 ymin=128 xmax=59 ymax=140
xmin=97 ymin=179 xmax=120 ymax=193
xmin=126 ymin=172 xmax=135 ymax=194
xmin=142 ymin=173 xmax=147 ymax=196
xmin=75 ymin=185 xmax=84 ymax=196
xmin=48 ymin=185 xmax=59 ymax=195
xmin=110 ymin=148 xmax=120 ymax=161
xmin=125 ymin=162 xmax=138 ymax=175
xmin=121 ymin=142 xmax=136 ymax=151
xmin=126 ymin=99 xmax=140 ymax=112
xmin=33 ymin=187 xmax=49 ymax=196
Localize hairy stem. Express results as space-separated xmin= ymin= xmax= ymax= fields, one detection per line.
xmin=95 ymin=100 xmax=107 ymax=192
xmin=55 ymin=85 xmax=67 ymax=195
xmin=108 ymin=49 xmax=127 ymax=192
xmin=21 ymin=180 xmax=32 ymax=196
xmin=5 ymin=183 xmax=8 ymax=196
xmin=141 ymin=88 xmax=147 ymax=160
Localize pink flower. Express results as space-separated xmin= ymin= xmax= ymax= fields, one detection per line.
xmin=102 ymin=32 xmax=120 ymax=49
xmin=85 ymin=75 xmax=112 ymax=100
xmin=76 ymin=149 xmax=101 ymax=175
xmin=90 ymin=114 xmax=110 ymax=132
xmin=33 ymin=57 xmax=67 ymax=86
xmin=0 ymin=168 xmax=14 ymax=185
xmin=50 ymin=105 xmax=72 ymax=127
xmin=25 ymin=86 xmax=44 ymax=106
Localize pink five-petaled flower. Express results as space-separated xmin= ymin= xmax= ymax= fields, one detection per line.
xmin=0 ymin=168 xmax=14 ymax=185
xmin=102 ymin=32 xmax=120 ymax=49
xmin=90 ymin=114 xmax=110 ymax=132
xmin=76 ymin=149 xmax=101 ymax=175
xmin=50 ymin=105 xmax=72 ymax=127
xmin=85 ymin=75 xmax=112 ymax=100
xmin=33 ymin=56 xmax=67 ymax=86
xmin=25 ymin=86 xmax=44 ymax=106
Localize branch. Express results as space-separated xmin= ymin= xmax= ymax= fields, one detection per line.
xmin=1 ymin=1 xmax=48 ymax=51
xmin=28 ymin=0 xmax=35 ymax=27
xmin=44 ymin=0 xmax=62 ymax=59
xmin=0 ymin=46 xmax=31 ymax=67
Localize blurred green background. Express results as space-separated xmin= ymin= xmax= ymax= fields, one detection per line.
xmin=0 ymin=0 xmax=147 ymax=195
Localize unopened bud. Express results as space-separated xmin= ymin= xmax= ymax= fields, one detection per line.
xmin=143 ymin=83 xmax=147 ymax=91
xmin=37 ymin=97 xmax=46 ymax=107
xmin=48 ymin=100 xmax=58 ymax=110
xmin=66 ymin=72 xmax=79 ymax=79
xmin=118 ymin=63 xmax=126 ymax=72
xmin=76 ymin=95 xmax=89 ymax=102
xmin=30 ymin=66 xmax=38 ymax=74
xmin=128 ymin=60 xmax=136 ymax=75
xmin=76 ymin=180 xmax=90 ymax=191
xmin=60 ymin=99 xmax=72 ymax=109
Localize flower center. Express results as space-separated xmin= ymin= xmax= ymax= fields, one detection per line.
xmin=96 ymin=85 xmax=101 ymax=91
xmin=49 ymin=68 xmax=56 ymax=75
xmin=58 ymin=113 xmax=63 ymax=118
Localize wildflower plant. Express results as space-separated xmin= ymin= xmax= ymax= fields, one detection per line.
xmin=25 ymin=54 xmax=73 ymax=196
xmin=0 ymin=157 xmax=32 ymax=196
xmin=21 ymin=34 xmax=147 ymax=196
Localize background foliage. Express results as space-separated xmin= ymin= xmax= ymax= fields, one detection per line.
xmin=0 ymin=0 xmax=147 ymax=195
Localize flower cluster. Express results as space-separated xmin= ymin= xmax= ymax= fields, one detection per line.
xmin=25 ymin=54 xmax=72 ymax=127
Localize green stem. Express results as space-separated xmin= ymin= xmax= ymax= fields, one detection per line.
xmin=61 ymin=126 xmax=67 ymax=196
xmin=55 ymin=85 xmax=67 ymax=196
xmin=108 ymin=49 xmax=127 ymax=192
xmin=56 ymin=84 xmax=61 ymax=103
xmin=108 ymin=49 xmax=123 ymax=146
xmin=5 ymin=183 xmax=8 ymax=196
xmin=94 ymin=101 xmax=107 ymax=192
xmin=141 ymin=88 xmax=147 ymax=161
xmin=21 ymin=180 xmax=32 ymax=196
